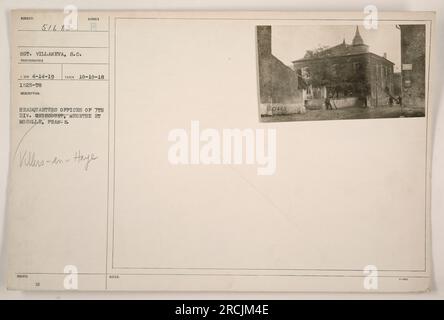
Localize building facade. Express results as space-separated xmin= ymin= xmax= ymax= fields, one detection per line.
xmin=293 ymin=27 xmax=395 ymax=108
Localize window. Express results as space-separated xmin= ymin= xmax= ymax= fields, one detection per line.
xmin=301 ymin=67 xmax=310 ymax=80
xmin=331 ymin=64 xmax=339 ymax=76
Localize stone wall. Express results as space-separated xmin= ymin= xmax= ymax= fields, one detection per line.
xmin=257 ymin=26 xmax=303 ymax=110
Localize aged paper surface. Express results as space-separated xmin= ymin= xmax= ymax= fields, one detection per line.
xmin=6 ymin=10 xmax=434 ymax=291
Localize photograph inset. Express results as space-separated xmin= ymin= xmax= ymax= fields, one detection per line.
xmin=257 ymin=25 xmax=426 ymax=122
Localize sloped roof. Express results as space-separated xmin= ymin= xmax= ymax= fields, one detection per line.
xmin=293 ymin=26 xmax=374 ymax=63
xmin=293 ymin=42 xmax=367 ymax=62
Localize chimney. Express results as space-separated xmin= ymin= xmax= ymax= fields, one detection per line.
xmin=257 ymin=26 xmax=272 ymax=57
xmin=383 ymin=52 xmax=387 ymax=59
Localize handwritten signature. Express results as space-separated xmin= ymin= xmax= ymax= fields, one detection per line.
xmin=19 ymin=150 xmax=98 ymax=171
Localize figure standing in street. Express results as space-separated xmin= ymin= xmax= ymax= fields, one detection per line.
xmin=389 ymin=96 xmax=394 ymax=107
xmin=325 ymin=95 xmax=332 ymax=110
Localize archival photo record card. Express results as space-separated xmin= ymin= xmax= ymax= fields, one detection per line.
xmin=6 ymin=11 xmax=434 ymax=292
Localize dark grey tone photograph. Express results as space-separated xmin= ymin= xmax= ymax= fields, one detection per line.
xmin=257 ymin=24 xmax=426 ymax=122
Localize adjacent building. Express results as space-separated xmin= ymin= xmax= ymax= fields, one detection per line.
xmin=257 ymin=26 xmax=304 ymax=115
xmin=399 ymin=25 xmax=426 ymax=109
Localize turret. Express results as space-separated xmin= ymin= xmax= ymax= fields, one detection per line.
xmin=351 ymin=26 xmax=369 ymax=53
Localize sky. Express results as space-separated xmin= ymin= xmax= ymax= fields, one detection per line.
xmin=272 ymin=25 xmax=401 ymax=72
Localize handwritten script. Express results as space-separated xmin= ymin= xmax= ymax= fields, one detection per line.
xmin=19 ymin=150 xmax=98 ymax=171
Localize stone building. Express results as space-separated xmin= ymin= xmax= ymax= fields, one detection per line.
xmin=257 ymin=26 xmax=304 ymax=115
xmin=293 ymin=27 xmax=395 ymax=108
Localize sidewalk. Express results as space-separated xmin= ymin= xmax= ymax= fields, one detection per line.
xmin=261 ymin=105 xmax=425 ymax=122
